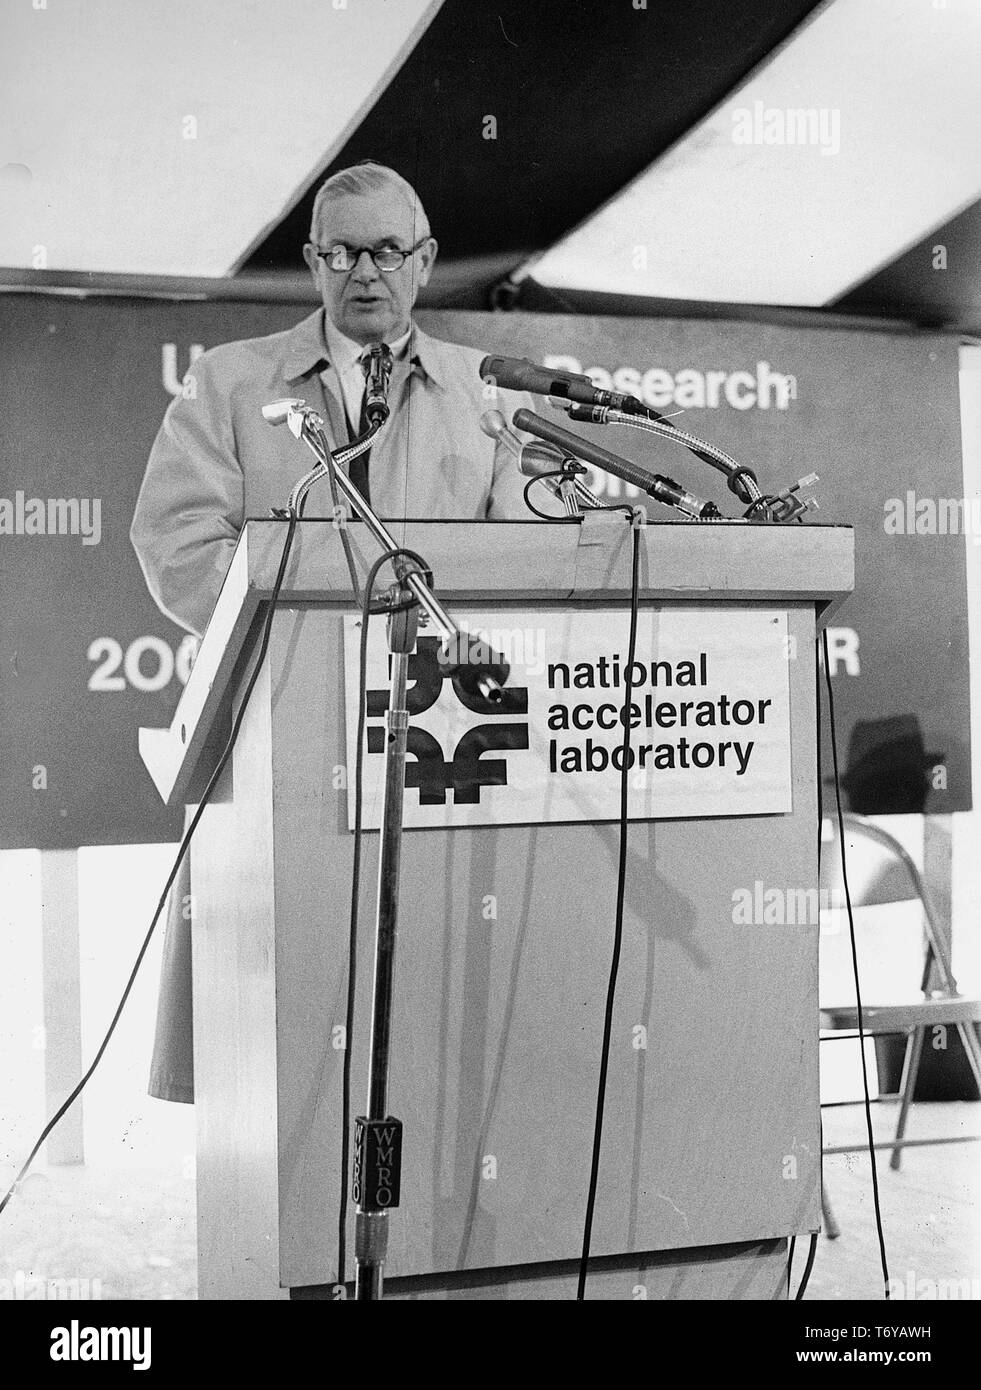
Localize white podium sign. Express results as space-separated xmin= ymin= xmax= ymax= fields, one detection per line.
xmin=344 ymin=606 xmax=792 ymax=830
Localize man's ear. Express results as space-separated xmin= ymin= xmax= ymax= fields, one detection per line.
xmin=302 ymin=242 xmax=320 ymax=283
xmin=416 ymin=236 xmax=438 ymax=288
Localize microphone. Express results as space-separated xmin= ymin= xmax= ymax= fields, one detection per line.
xmin=262 ymin=396 xmax=313 ymax=441
xmin=362 ymin=343 xmax=393 ymax=426
xmin=480 ymin=355 xmax=646 ymax=415
xmin=481 ymin=410 xmax=604 ymax=517
xmin=553 ymin=401 xmax=616 ymax=425
xmin=262 ymin=397 xmax=303 ymax=425
xmin=513 ymin=409 xmax=720 ymax=520
xmin=479 ymin=409 xmax=572 ymax=477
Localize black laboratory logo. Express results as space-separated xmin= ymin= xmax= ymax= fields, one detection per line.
xmin=366 ymin=637 xmax=529 ymax=805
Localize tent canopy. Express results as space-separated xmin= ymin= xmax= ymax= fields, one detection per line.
xmin=2 ymin=0 xmax=978 ymax=335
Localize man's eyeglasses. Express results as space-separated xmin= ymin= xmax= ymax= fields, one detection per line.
xmin=313 ymin=236 xmax=430 ymax=273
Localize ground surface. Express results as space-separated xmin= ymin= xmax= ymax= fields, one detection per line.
xmin=1 ymin=1101 xmax=976 ymax=1301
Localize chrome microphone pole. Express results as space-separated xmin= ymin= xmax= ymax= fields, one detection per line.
xmin=270 ymin=398 xmax=505 ymax=699
xmin=264 ymin=394 xmax=508 ymax=1300
xmin=351 ymin=593 xmax=414 ymax=1302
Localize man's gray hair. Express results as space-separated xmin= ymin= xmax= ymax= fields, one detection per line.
xmin=309 ymin=162 xmax=431 ymax=241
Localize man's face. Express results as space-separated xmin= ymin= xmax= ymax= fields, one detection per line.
xmin=303 ymin=187 xmax=437 ymax=345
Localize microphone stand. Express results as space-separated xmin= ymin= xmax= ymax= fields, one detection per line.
xmin=265 ymin=398 xmax=508 ymax=1301
xmin=534 ymin=458 xmax=601 ymax=517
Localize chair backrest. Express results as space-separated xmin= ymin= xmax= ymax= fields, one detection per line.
xmin=820 ymin=814 xmax=922 ymax=909
xmin=819 ymin=813 xmax=957 ymax=1004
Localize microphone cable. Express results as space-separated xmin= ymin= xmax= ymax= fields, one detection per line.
xmin=795 ymin=1232 xmax=819 ymax=1299
xmin=0 ymin=511 xmax=301 ymax=1221
xmin=577 ymin=518 xmax=643 ymax=1299
xmin=521 ymin=472 xmax=639 ymax=523
xmin=821 ymin=626 xmax=891 ymax=1298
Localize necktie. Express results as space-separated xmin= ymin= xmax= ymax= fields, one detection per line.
xmin=347 ymin=361 xmax=371 ymax=505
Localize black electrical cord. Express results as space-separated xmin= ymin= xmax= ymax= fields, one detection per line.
xmin=522 ymin=473 xmax=639 ymax=522
xmin=743 ymin=496 xmax=775 ymax=520
xmin=0 ymin=511 xmax=301 ymax=1221
xmin=795 ymin=1231 xmax=819 ymax=1299
xmin=815 ymin=668 xmax=831 ymax=1265
xmin=576 ymin=520 xmax=643 ymax=1300
xmin=335 ymin=545 xmax=435 ymax=1291
xmin=522 ymin=475 xmax=569 ymax=521
xmin=821 ymin=626 xmax=891 ymax=1298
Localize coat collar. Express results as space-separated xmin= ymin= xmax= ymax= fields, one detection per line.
xmin=281 ymin=308 xmax=448 ymax=390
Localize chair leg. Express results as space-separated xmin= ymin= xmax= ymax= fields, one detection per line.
xmin=892 ymin=1026 xmax=925 ymax=1170
xmin=821 ymin=1182 xmax=840 ymax=1240
xmin=954 ymin=1021 xmax=981 ymax=1096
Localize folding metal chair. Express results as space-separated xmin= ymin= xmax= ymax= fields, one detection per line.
xmin=818 ymin=813 xmax=981 ymax=1238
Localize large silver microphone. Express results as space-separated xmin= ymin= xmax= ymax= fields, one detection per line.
xmin=479 ymin=409 xmax=571 ymax=478
xmin=480 ymin=410 xmax=602 ymax=515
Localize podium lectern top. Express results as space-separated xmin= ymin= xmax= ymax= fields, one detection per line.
xmin=139 ymin=516 xmax=853 ymax=805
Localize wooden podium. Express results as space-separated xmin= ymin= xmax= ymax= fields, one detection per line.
xmin=140 ymin=515 xmax=853 ymax=1300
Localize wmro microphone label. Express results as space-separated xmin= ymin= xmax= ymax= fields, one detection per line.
xmin=543 ymin=356 xmax=797 ymax=411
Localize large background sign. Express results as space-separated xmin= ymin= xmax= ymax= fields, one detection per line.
xmin=0 ymin=293 xmax=970 ymax=848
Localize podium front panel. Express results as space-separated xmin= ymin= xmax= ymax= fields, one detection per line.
xmin=192 ymin=596 xmax=821 ymax=1293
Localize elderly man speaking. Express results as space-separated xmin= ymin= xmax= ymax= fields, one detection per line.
xmin=131 ymin=162 xmax=536 ymax=1102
